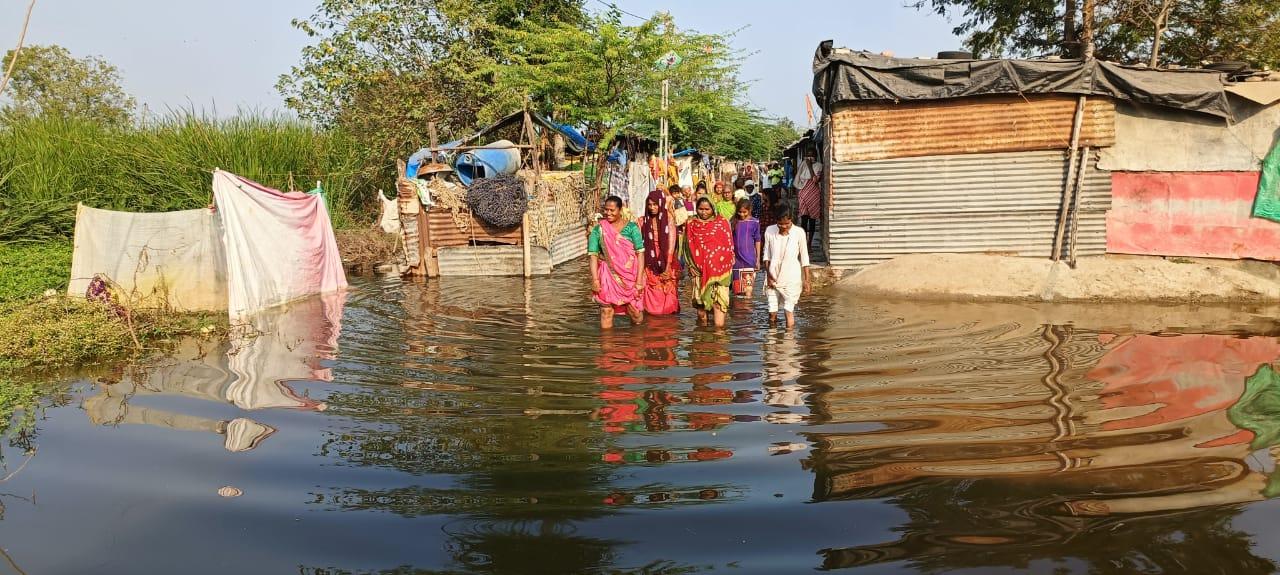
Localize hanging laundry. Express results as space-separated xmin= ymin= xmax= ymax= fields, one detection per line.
xmin=377 ymin=190 xmax=401 ymax=234
xmin=410 ymin=178 xmax=435 ymax=209
xmin=627 ymin=157 xmax=652 ymax=212
xmin=607 ymin=147 xmax=628 ymax=169
xmin=212 ymin=170 xmax=347 ymax=319
xmin=676 ymin=157 xmax=694 ymax=189
xmin=68 ymin=205 xmax=228 ymax=312
xmin=1253 ymin=139 xmax=1280 ymax=222
xmin=608 ymin=163 xmax=628 ymax=202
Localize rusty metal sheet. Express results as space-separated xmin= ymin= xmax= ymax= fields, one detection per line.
xmin=425 ymin=210 xmax=522 ymax=249
xmin=827 ymin=150 xmax=1112 ymax=269
xmin=831 ymin=95 xmax=1115 ymax=162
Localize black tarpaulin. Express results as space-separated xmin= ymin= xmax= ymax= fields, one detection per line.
xmin=812 ymin=42 xmax=1232 ymax=119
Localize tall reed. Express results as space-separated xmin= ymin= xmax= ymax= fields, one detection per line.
xmin=0 ymin=113 xmax=382 ymax=242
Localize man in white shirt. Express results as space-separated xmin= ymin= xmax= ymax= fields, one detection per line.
xmin=762 ymin=205 xmax=811 ymax=328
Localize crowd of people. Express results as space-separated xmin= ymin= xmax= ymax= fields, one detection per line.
xmin=589 ymin=175 xmax=812 ymax=330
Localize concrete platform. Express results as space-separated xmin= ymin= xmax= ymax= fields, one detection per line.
xmin=837 ymin=253 xmax=1280 ymax=303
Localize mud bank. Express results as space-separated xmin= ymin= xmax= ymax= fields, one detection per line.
xmin=335 ymin=229 xmax=400 ymax=271
xmin=839 ymin=253 xmax=1280 ymax=303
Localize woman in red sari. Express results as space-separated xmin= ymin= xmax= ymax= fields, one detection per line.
xmin=590 ymin=196 xmax=645 ymax=329
xmin=682 ymin=197 xmax=734 ymax=328
xmin=639 ymin=190 xmax=680 ymax=315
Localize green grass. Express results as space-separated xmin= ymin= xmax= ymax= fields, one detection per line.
xmin=0 ymin=113 xmax=381 ymax=243
xmin=0 ymin=241 xmax=71 ymax=303
xmin=0 ymin=297 xmax=133 ymax=371
xmin=0 ymin=113 xmax=365 ymax=371
xmin=0 ymin=239 xmax=229 ymax=372
xmin=0 ymin=296 xmax=226 ymax=372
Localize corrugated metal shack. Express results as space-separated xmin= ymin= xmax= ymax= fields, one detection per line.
xmin=810 ymin=41 xmax=1274 ymax=269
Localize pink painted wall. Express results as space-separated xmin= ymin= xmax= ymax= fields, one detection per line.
xmin=1106 ymin=171 xmax=1280 ymax=261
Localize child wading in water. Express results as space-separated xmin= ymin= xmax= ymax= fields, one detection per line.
xmin=730 ymin=198 xmax=761 ymax=299
xmin=762 ymin=206 xmax=811 ymax=329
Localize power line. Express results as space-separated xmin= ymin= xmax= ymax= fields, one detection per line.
xmin=592 ymin=0 xmax=648 ymax=22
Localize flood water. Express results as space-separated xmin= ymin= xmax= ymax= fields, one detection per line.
xmin=7 ymin=261 xmax=1280 ymax=574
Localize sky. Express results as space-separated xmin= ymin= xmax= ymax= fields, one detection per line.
xmin=0 ymin=0 xmax=965 ymax=126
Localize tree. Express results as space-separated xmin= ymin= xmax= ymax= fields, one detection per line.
xmin=913 ymin=0 xmax=1067 ymax=58
xmin=281 ymin=0 xmax=790 ymax=170
xmin=487 ymin=9 xmax=786 ymax=158
xmin=1110 ymin=0 xmax=1174 ymax=66
xmin=277 ymin=0 xmax=586 ymax=174
xmin=0 ymin=44 xmax=134 ymax=126
xmin=1158 ymin=0 xmax=1280 ymax=67
xmin=277 ymin=0 xmax=584 ymax=129
xmin=915 ymin=0 xmax=1280 ymax=68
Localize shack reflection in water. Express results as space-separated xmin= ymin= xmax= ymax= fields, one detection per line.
xmin=808 ymin=299 xmax=1280 ymax=573
xmin=2 ymin=267 xmax=1280 ymax=573
xmin=81 ymin=292 xmax=342 ymax=452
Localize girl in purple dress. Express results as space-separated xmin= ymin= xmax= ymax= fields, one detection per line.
xmin=730 ymin=199 xmax=762 ymax=299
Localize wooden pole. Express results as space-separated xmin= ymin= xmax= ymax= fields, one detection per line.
xmin=521 ymin=107 xmax=536 ymax=277
xmin=423 ymin=123 xmax=441 ymax=278
xmin=522 ymin=212 xmax=533 ymax=278
xmin=1051 ymin=96 xmax=1087 ymax=262
xmin=1063 ymin=0 xmax=1078 ymax=57
xmin=419 ymin=209 xmax=435 ymax=277
xmin=822 ymin=115 xmax=834 ymax=259
xmin=1066 ymin=146 xmax=1091 ymax=267
xmin=418 ymin=143 xmax=535 ymax=153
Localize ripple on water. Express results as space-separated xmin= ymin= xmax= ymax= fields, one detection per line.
xmin=5 ymin=269 xmax=1280 ymax=573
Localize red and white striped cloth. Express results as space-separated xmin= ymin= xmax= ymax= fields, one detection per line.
xmin=798 ymin=176 xmax=822 ymax=219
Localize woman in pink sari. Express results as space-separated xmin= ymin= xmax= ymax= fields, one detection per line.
xmin=639 ymin=189 xmax=679 ymax=315
xmin=590 ymin=196 xmax=646 ymax=329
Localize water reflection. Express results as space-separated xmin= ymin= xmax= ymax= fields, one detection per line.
xmin=82 ymin=292 xmax=344 ymax=452
xmin=10 ymin=269 xmax=1280 ymax=572
xmin=309 ymin=272 xmax=738 ymax=574
xmin=807 ymin=299 xmax=1280 ymax=572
